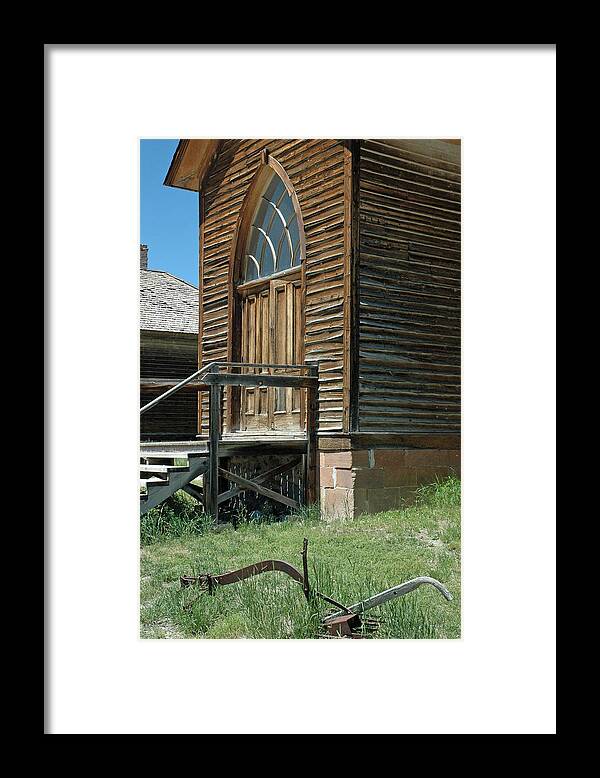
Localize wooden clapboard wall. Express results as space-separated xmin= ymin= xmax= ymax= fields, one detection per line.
xmin=140 ymin=331 xmax=198 ymax=437
xmin=357 ymin=139 xmax=461 ymax=434
xmin=200 ymin=139 xmax=347 ymax=434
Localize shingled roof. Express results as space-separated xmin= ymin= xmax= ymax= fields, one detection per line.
xmin=140 ymin=268 xmax=199 ymax=335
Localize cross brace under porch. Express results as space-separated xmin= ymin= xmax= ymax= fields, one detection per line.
xmin=218 ymin=458 xmax=301 ymax=511
xmin=204 ymin=365 xmax=318 ymax=521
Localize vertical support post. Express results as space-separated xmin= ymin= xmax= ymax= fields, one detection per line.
xmin=305 ymin=363 xmax=318 ymax=506
xmin=301 ymin=537 xmax=310 ymax=601
xmin=207 ymin=365 xmax=221 ymax=522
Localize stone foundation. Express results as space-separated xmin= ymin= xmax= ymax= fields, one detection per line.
xmin=319 ymin=448 xmax=461 ymax=519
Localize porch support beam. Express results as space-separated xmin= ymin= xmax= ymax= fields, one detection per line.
xmin=217 ymin=457 xmax=301 ymax=505
xmin=206 ymin=366 xmax=221 ymax=522
xmin=203 ymin=373 xmax=317 ymax=390
xmin=218 ymin=467 xmax=300 ymax=510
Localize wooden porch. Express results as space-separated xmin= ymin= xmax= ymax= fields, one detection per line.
xmin=140 ymin=362 xmax=318 ymax=520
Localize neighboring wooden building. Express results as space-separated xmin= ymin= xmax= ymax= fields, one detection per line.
xmin=163 ymin=139 xmax=460 ymax=517
xmin=139 ymin=244 xmax=199 ymax=439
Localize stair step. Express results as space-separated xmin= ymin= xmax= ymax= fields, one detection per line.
xmin=139 ymin=464 xmax=188 ymax=474
xmin=139 ymin=477 xmax=169 ymax=491
xmin=139 ymin=446 xmax=209 ymax=515
xmin=141 ymin=453 xmax=189 ymax=462
xmin=140 ymin=454 xmax=179 ymax=465
xmin=140 ymin=451 xmax=209 ymax=461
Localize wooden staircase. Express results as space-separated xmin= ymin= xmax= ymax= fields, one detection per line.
xmin=140 ymin=452 xmax=208 ymax=514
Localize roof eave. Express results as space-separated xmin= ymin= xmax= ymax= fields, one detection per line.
xmin=163 ymin=139 xmax=222 ymax=192
xmin=163 ymin=139 xmax=190 ymax=189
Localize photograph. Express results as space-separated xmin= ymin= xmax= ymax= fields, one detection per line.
xmin=46 ymin=44 xmax=555 ymax=734
xmin=139 ymin=138 xmax=461 ymax=639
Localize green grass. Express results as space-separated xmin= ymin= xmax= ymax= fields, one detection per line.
xmin=140 ymin=476 xmax=461 ymax=639
xmin=141 ymin=491 xmax=214 ymax=545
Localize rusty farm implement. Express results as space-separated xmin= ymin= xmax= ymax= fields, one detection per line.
xmin=180 ymin=538 xmax=452 ymax=637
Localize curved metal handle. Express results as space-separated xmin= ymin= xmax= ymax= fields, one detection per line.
xmin=322 ymin=576 xmax=453 ymax=624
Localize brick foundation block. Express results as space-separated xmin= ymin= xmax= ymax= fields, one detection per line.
xmin=318 ymin=447 xmax=459 ymax=518
xmin=321 ymin=487 xmax=354 ymax=520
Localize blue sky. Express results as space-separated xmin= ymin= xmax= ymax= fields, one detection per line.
xmin=140 ymin=139 xmax=198 ymax=286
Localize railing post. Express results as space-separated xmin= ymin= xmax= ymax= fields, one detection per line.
xmin=206 ymin=365 xmax=221 ymax=522
xmin=305 ymin=363 xmax=319 ymax=506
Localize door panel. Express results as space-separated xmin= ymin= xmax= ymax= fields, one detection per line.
xmin=292 ymin=281 xmax=303 ymax=415
xmin=240 ymin=290 xmax=270 ymax=432
xmin=258 ymin=289 xmax=269 ymax=417
xmin=239 ymin=274 xmax=303 ymax=433
xmin=272 ymin=281 xmax=288 ymax=417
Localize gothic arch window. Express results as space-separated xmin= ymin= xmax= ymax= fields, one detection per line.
xmin=241 ymin=169 xmax=302 ymax=283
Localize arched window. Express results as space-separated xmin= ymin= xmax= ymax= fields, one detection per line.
xmin=241 ymin=170 xmax=302 ymax=283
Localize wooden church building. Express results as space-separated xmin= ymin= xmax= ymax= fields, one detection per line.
xmin=157 ymin=139 xmax=460 ymax=518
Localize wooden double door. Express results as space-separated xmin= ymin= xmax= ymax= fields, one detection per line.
xmin=238 ymin=273 xmax=303 ymax=433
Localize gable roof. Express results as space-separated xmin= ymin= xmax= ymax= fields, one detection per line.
xmin=140 ymin=269 xmax=198 ymax=334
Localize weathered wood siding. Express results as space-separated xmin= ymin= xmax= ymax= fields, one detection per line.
xmin=200 ymin=139 xmax=347 ymax=433
xmin=357 ymin=139 xmax=461 ymax=433
xmin=140 ymin=331 xmax=198 ymax=437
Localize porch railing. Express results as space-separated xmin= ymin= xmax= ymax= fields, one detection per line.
xmin=140 ymin=361 xmax=219 ymax=415
xmin=140 ymin=361 xmax=320 ymax=518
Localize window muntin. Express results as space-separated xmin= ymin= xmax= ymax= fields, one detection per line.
xmin=242 ymin=170 xmax=302 ymax=283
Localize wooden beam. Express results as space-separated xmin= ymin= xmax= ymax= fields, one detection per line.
xmin=182 ymin=483 xmax=204 ymax=505
xmin=349 ymin=140 xmax=360 ymax=432
xmin=217 ymin=457 xmax=301 ymax=505
xmin=305 ymin=364 xmax=318 ymax=504
xmin=140 ymin=380 xmax=208 ymax=392
xmin=206 ymin=367 xmax=221 ymax=521
xmin=342 ymin=141 xmax=359 ymax=433
xmin=314 ymin=433 xmax=461 ymax=451
xmin=218 ymin=468 xmax=299 ymax=510
xmin=203 ymin=373 xmax=317 ymax=390
xmin=351 ymin=433 xmax=461 ymax=450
